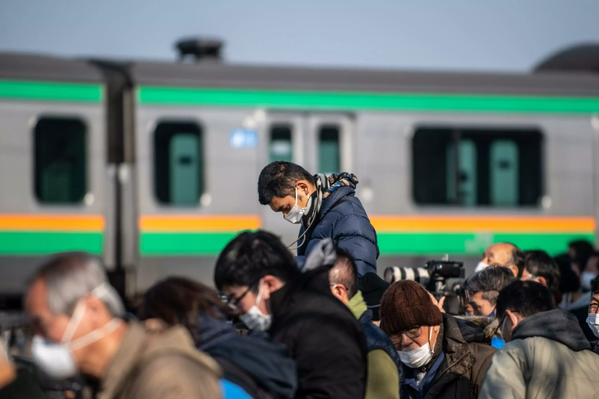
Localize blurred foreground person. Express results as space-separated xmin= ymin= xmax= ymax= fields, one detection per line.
xmin=25 ymin=252 xmax=220 ymax=399
xmin=380 ymin=281 xmax=496 ymax=399
xmin=587 ymin=276 xmax=599 ymax=353
xmin=329 ymin=248 xmax=400 ymax=399
xmin=480 ymin=280 xmax=599 ymax=399
xmin=0 ymin=342 xmax=46 ymax=399
xmin=257 ymin=161 xmax=377 ymax=276
xmin=138 ymin=277 xmax=297 ymax=399
xmin=215 ymin=231 xmax=367 ymax=399
xmin=477 ymin=243 xmax=524 ymax=277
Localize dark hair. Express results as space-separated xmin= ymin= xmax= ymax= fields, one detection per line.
xmin=258 ymin=161 xmax=315 ymax=205
xmin=496 ymin=280 xmax=556 ymax=320
xmin=138 ymin=277 xmax=230 ymax=342
xmin=554 ymin=254 xmax=581 ymax=293
xmin=464 ymin=266 xmax=515 ymax=306
xmin=591 ymin=275 xmax=599 ymax=296
xmin=524 ymin=250 xmax=561 ymax=293
xmin=214 ymin=230 xmax=300 ymax=291
xmin=329 ymin=248 xmax=359 ymax=299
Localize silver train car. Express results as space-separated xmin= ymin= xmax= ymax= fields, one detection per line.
xmin=1 ymin=46 xmax=598 ymax=300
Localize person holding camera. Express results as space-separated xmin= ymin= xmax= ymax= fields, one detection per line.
xmin=380 ymin=280 xmax=496 ymax=399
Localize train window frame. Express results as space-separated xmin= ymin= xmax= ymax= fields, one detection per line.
xmin=153 ymin=120 xmax=204 ymax=207
xmin=411 ymin=126 xmax=543 ymax=208
xmin=33 ymin=116 xmax=88 ymax=204
xmin=269 ymin=124 xmax=294 ymax=163
xmin=318 ymin=124 xmax=341 ymax=175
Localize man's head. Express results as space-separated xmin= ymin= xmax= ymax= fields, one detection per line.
xmin=496 ymin=280 xmax=556 ymax=342
xmin=380 ymin=281 xmax=443 ymax=355
xmin=258 ymin=161 xmax=316 ymax=218
xmin=214 ymin=230 xmax=300 ymax=325
xmin=464 ymin=266 xmax=515 ymax=317
xmin=328 ymin=248 xmax=359 ymax=305
xmin=521 ymin=250 xmax=561 ymax=293
xmin=25 ymin=252 xmax=124 ymax=377
xmin=481 ymin=242 xmax=525 ymax=277
xmin=589 ymin=276 xmax=599 ymax=315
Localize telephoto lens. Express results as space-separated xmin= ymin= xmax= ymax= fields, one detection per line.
xmin=383 ymin=266 xmax=430 ymax=286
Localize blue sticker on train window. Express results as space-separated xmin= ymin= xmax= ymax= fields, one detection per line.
xmin=230 ymin=129 xmax=257 ymax=149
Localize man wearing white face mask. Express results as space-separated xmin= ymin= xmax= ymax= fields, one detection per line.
xmin=480 ymin=280 xmax=599 ymax=399
xmin=215 ymin=232 xmax=368 ymax=399
xmin=587 ymin=275 xmax=599 ymax=353
xmin=380 ymin=281 xmax=496 ymax=399
xmin=258 ymin=161 xmax=378 ymax=277
xmin=25 ymin=252 xmax=221 ymax=399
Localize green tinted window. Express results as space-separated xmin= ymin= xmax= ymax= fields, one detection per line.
xmin=269 ymin=125 xmax=293 ymax=162
xmin=34 ymin=117 xmax=87 ymax=203
xmin=318 ymin=125 xmax=340 ymax=174
xmin=413 ymin=127 xmax=542 ymax=207
xmin=154 ymin=122 xmax=203 ymax=205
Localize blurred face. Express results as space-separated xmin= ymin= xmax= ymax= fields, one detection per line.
xmin=222 ymin=276 xmax=284 ymax=316
xmin=26 ymin=279 xmax=72 ymax=343
xmin=589 ymin=293 xmax=599 ymax=314
xmin=482 ymin=243 xmax=514 ymax=268
xmin=268 ymin=181 xmax=314 ymax=218
xmin=389 ymin=325 xmax=440 ymax=352
xmin=469 ymin=291 xmax=495 ymax=317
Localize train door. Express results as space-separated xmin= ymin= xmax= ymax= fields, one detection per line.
xmin=261 ymin=112 xmax=354 ymax=248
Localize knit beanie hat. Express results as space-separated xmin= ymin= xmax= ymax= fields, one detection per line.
xmin=380 ymin=280 xmax=443 ymax=335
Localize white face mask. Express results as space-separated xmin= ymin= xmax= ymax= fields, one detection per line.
xmin=587 ymin=313 xmax=599 ymax=338
xmin=397 ymin=327 xmax=434 ymax=369
xmin=284 ymin=188 xmax=311 ymax=225
xmin=581 ymin=272 xmax=597 ymax=290
xmin=32 ymin=283 xmax=122 ymax=380
xmin=239 ymin=279 xmax=272 ymax=332
xmin=474 ymin=261 xmax=489 ymax=273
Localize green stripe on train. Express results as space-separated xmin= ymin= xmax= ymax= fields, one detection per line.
xmin=140 ymin=231 xmax=595 ymax=256
xmin=0 ymin=80 xmax=104 ymax=103
xmin=377 ymin=232 xmax=596 ymax=256
xmin=140 ymin=232 xmax=241 ymax=255
xmin=0 ymin=232 xmax=103 ymax=255
xmin=138 ymin=86 xmax=599 ymax=114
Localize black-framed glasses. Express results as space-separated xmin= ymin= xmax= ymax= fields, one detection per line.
xmin=224 ymin=283 xmax=257 ymax=310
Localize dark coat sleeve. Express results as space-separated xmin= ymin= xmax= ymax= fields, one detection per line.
xmin=332 ymin=214 xmax=378 ymax=276
xmin=292 ymin=317 xmax=367 ymax=399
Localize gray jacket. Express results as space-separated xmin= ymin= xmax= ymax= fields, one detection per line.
xmin=480 ymin=309 xmax=599 ymax=399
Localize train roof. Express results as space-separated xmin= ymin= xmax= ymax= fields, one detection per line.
xmin=0 ymin=53 xmax=104 ymax=82
xmin=128 ymin=60 xmax=599 ymax=97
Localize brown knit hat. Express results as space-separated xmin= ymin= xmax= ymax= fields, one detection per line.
xmin=380 ymin=280 xmax=443 ymax=335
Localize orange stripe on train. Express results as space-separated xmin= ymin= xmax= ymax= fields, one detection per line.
xmin=0 ymin=214 xmax=105 ymax=231
xmin=139 ymin=215 xmax=262 ymax=232
xmin=369 ymin=215 xmax=596 ymax=233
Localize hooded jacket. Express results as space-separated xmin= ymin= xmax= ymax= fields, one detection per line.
xmin=296 ymin=185 xmax=378 ymax=276
xmin=480 ymin=309 xmax=599 ymax=399
xmin=401 ymin=314 xmax=496 ymax=399
xmin=98 ymin=322 xmax=221 ymax=399
xmin=269 ymin=266 xmax=368 ymax=399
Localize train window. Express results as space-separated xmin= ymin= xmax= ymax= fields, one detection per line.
xmin=269 ymin=125 xmax=293 ymax=162
xmin=318 ymin=125 xmax=340 ymax=174
xmin=412 ymin=127 xmax=542 ymax=207
xmin=154 ymin=122 xmax=203 ymax=205
xmin=34 ymin=117 xmax=87 ymax=203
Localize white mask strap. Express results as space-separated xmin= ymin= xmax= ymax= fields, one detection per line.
xmin=61 ymin=300 xmax=87 ymax=343
xmin=69 ymin=318 xmax=122 ymax=352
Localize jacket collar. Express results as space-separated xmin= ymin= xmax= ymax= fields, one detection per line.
xmin=318 ymin=186 xmax=355 ymax=219
xmin=347 ymin=291 xmax=368 ymax=320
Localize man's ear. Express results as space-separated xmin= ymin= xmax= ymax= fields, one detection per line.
xmin=296 ymin=181 xmax=309 ymax=196
xmin=537 ymin=276 xmax=547 ymax=287
xmin=507 ymin=265 xmax=518 ymax=277
xmin=261 ymin=275 xmax=284 ymax=299
xmin=506 ymin=309 xmax=520 ymax=331
xmin=330 ymin=284 xmax=347 ymax=303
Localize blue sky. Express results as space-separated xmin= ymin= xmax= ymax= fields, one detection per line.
xmin=1 ymin=0 xmax=598 ymax=72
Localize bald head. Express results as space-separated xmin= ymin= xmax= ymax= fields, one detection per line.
xmin=482 ymin=243 xmax=525 ymax=277
xmin=328 ymin=248 xmax=359 ymax=304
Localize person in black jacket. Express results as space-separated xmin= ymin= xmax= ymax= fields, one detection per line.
xmin=138 ymin=277 xmax=298 ymax=399
xmin=214 ymin=231 xmax=368 ymax=399
xmin=257 ymin=161 xmax=378 ymax=277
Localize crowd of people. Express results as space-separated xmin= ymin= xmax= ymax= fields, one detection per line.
xmin=1 ymin=161 xmax=599 ymax=399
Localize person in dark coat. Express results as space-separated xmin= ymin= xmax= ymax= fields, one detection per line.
xmin=380 ymin=281 xmax=496 ymax=399
xmin=138 ymin=277 xmax=298 ymax=399
xmin=214 ymin=231 xmax=368 ymax=399
xmin=257 ymin=161 xmax=378 ymax=276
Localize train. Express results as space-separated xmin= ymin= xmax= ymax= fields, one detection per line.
xmin=1 ymin=41 xmax=598 ymax=301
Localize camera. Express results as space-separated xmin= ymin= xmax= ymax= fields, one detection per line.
xmin=384 ymin=257 xmax=465 ymax=314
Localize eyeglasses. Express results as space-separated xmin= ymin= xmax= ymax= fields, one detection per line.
xmin=398 ymin=326 xmax=423 ymax=339
xmin=224 ymin=285 xmax=253 ymax=310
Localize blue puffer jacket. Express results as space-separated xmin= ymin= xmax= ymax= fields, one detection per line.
xmin=296 ymin=185 xmax=378 ymax=276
